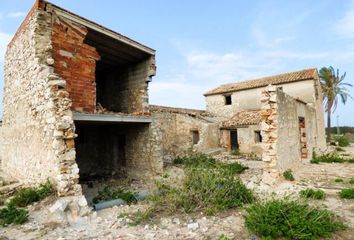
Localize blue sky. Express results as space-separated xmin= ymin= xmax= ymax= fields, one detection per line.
xmin=0 ymin=0 xmax=353 ymax=125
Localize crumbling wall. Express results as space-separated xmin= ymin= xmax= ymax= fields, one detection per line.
xmin=150 ymin=106 xmax=219 ymax=164
xmin=51 ymin=15 xmax=100 ymax=113
xmin=237 ymin=125 xmax=262 ymax=156
xmin=96 ymin=59 xmax=153 ymax=114
xmin=2 ymin=8 xmax=81 ymax=196
xmin=261 ymin=86 xmax=318 ymax=178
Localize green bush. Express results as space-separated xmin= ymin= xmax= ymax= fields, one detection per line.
xmin=231 ymin=149 xmax=241 ymax=156
xmin=334 ymin=135 xmax=350 ymax=147
xmin=173 ymin=153 xmax=248 ymax=174
xmin=8 ymin=181 xmax=53 ymax=207
xmin=338 ymin=188 xmax=354 ymax=199
xmin=299 ymin=188 xmax=326 ymax=200
xmin=244 ymin=199 xmax=345 ymax=240
xmin=0 ymin=205 xmax=28 ymax=226
xmin=93 ymin=186 xmax=137 ymax=204
xmin=349 ymin=178 xmax=354 ymax=184
xmin=311 ymin=152 xmax=354 ymax=164
xmin=126 ymin=154 xmax=254 ymax=225
xmin=335 ymin=178 xmax=344 ymax=183
xmin=183 ymin=167 xmax=255 ymax=211
xmin=283 ymin=169 xmax=295 ymax=181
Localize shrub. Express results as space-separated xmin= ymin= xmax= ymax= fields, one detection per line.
xmin=283 ymin=169 xmax=295 ymax=181
xmin=349 ymin=178 xmax=354 ymax=184
xmin=244 ymin=199 xmax=345 ymax=240
xmin=173 ymin=153 xmax=248 ymax=174
xmin=338 ymin=188 xmax=354 ymax=199
xmin=218 ymin=234 xmax=231 ymax=240
xmin=299 ymin=188 xmax=326 ymax=200
xmin=311 ymin=152 xmax=354 ymax=164
xmin=182 ymin=167 xmax=255 ymax=212
xmin=127 ymin=154 xmax=255 ymax=224
xmin=231 ymin=149 xmax=241 ymax=156
xmin=334 ymin=135 xmax=350 ymax=147
xmin=0 ymin=205 xmax=28 ymax=226
xmin=335 ymin=146 xmax=345 ymax=152
xmin=8 ymin=181 xmax=54 ymax=207
xmin=335 ymin=178 xmax=344 ymax=183
xmin=92 ymin=186 xmax=137 ymax=204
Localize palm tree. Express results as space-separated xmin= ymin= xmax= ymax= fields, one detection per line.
xmin=319 ymin=66 xmax=352 ymax=142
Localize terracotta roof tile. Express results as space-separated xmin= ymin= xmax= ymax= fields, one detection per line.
xmin=204 ymin=68 xmax=318 ymax=96
xmin=222 ymin=110 xmax=262 ymax=127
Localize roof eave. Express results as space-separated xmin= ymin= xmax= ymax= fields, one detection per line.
xmin=204 ymin=77 xmax=316 ymax=97
xmin=46 ymin=2 xmax=155 ymax=55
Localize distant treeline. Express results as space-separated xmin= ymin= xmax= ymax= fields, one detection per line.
xmin=326 ymin=126 xmax=354 ymax=134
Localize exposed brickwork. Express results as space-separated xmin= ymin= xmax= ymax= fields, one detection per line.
xmin=52 ymin=16 xmax=100 ymax=112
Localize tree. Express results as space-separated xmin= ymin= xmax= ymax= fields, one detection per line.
xmin=319 ymin=66 xmax=352 ymax=142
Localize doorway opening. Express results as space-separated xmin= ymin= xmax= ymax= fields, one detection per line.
xmin=230 ymin=130 xmax=239 ymax=150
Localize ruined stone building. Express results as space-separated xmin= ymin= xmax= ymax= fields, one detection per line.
xmin=1 ymin=0 xmax=326 ymax=196
xmin=204 ymin=68 xmax=327 ymax=171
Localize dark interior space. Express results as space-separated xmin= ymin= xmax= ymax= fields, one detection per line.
xmin=75 ymin=122 xmax=128 ymax=182
xmin=84 ymin=28 xmax=150 ymax=113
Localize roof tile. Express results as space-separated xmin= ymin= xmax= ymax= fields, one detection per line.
xmin=205 ymin=68 xmax=317 ymax=96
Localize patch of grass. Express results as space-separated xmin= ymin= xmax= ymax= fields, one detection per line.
xmin=335 ymin=178 xmax=344 ymax=183
xmin=218 ymin=234 xmax=232 ymax=240
xmin=0 ymin=205 xmax=28 ymax=226
xmin=8 ymin=181 xmax=54 ymax=207
xmin=244 ymin=199 xmax=345 ymax=240
xmin=173 ymin=153 xmax=248 ymax=174
xmin=92 ymin=186 xmax=137 ymax=205
xmin=231 ymin=149 xmax=241 ymax=156
xmin=283 ymin=169 xmax=295 ymax=181
xmin=338 ymin=188 xmax=354 ymax=199
xmin=349 ymin=178 xmax=354 ymax=184
xmin=128 ymin=154 xmax=255 ymax=225
xmin=299 ymin=188 xmax=326 ymax=200
xmin=334 ymin=135 xmax=350 ymax=147
xmin=128 ymin=207 xmax=155 ymax=226
xmin=311 ymin=152 xmax=354 ymax=164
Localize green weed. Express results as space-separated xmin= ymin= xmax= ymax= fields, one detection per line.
xmin=0 ymin=205 xmax=28 ymax=226
xmin=335 ymin=178 xmax=344 ymax=183
xmin=299 ymin=188 xmax=326 ymax=200
xmin=334 ymin=135 xmax=350 ymax=147
xmin=283 ymin=169 xmax=295 ymax=181
xmin=348 ymin=178 xmax=354 ymax=184
xmin=244 ymin=199 xmax=345 ymax=240
xmin=92 ymin=186 xmax=137 ymax=205
xmin=8 ymin=181 xmax=54 ymax=207
xmin=338 ymin=188 xmax=354 ymax=199
xmin=311 ymin=152 xmax=354 ymax=164
xmin=173 ymin=153 xmax=248 ymax=174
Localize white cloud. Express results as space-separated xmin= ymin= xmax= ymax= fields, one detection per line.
xmin=6 ymin=12 xmax=26 ymax=18
xmin=0 ymin=32 xmax=13 ymax=62
xmin=335 ymin=8 xmax=354 ymax=38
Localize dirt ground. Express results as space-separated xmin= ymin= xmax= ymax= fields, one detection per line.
xmin=0 ymin=146 xmax=354 ymax=240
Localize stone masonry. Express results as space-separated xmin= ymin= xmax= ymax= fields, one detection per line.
xmin=2 ymin=4 xmax=81 ymax=196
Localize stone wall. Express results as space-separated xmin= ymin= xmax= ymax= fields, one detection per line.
xmin=97 ymin=59 xmax=153 ymax=114
xmin=150 ymin=105 xmax=220 ymax=164
xmin=205 ymin=80 xmax=318 ymax=118
xmin=237 ymin=125 xmax=262 ymax=156
xmin=261 ymin=85 xmax=319 ymax=178
xmin=2 ymin=8 xmax=81 ymax=196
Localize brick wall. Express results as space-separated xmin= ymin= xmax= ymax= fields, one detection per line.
xmin=52 ymin=16 xmax=100 ymax=112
